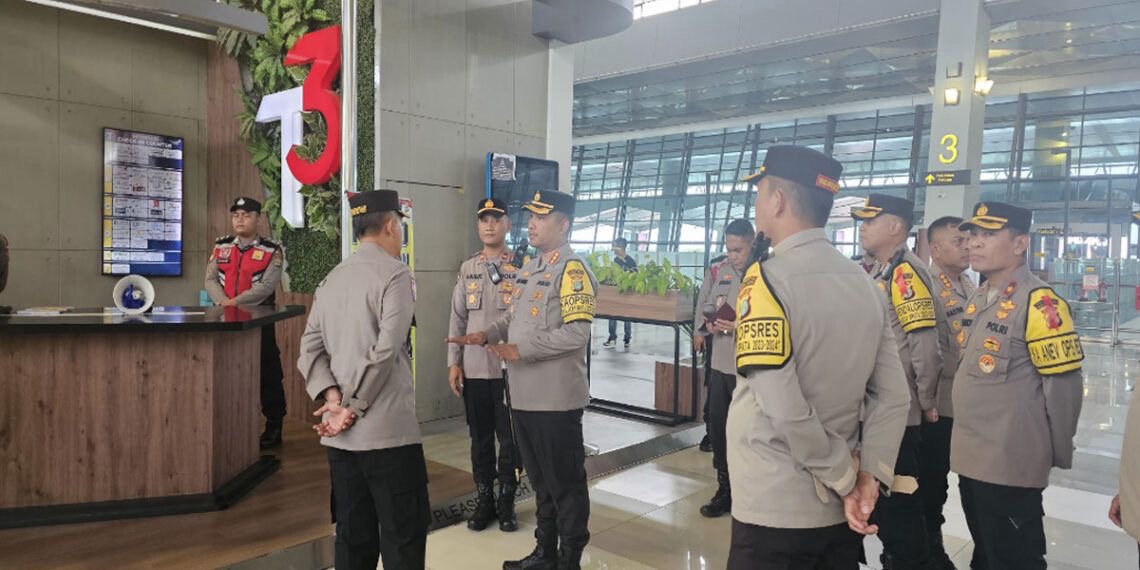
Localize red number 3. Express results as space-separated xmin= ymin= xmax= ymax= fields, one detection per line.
xmin=284 ymin=25 xmax=342 ymax=185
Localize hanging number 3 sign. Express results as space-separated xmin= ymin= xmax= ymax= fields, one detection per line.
xmin=255 ymin=25 xmax=343 ymax=229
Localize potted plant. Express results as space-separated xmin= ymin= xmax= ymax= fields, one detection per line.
xmin=585 ymin=252 xmax=696 ymax=322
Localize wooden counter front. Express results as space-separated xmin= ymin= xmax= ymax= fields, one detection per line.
xmin=0 ymin=305 xmax=305 ymax=528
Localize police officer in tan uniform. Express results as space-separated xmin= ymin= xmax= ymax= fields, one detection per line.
xmin=447 ymin=197 xmax=521 ymax=533
xmin=953 ymin=202 xmax=1084 ymax=569
xmin=693 ymin=218 xmax=754 ymax=518
xmin=923 ymin=215 xmax=975 ymax=568
xmin=1109 ymin=380 xmax=1140 ymax=566
xmin=205 ymin=197 xmax=287 ymax=449
xmin=298 ymin=190 xmax=430 ymax=570
xmin=852 ymin=194 xmax=945 ymax=570
xmin=728 ymin=146 xmax=911 ymax=568
xmin=448 ymin=190 xmax=598 ymax=570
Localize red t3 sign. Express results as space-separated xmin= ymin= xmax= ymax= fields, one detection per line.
xmin=284 ymin=25 xmax=342 ymax=185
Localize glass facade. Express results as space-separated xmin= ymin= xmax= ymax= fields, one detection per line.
xmin=569 ymin=85 xmax=1140 ymax=339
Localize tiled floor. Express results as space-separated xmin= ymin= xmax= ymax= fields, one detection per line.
xmin=416 ymin=342 xmax=1140 ymax=570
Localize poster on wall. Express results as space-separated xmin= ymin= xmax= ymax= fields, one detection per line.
xmin=101 ymin=128 xmax=184 ymax=276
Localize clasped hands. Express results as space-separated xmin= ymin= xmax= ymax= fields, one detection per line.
xmin=313 ymin=386 xmax=357 ymax=437
xmin=842 ymin=451 xmax=882 ymax=535
xmin=445 ymin=331 xmax=520 ymax=362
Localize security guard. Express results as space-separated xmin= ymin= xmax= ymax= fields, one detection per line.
xmin=728 ymin=145 xmax=911 ymax=568
xmin=298 ymin=190 xmax=430 ymax=570
xmin=852 ymin=193 xmax=944 ymax=569
xmin=447 ymin=197 xmax=521 ymax=533
xmin=923 ymin=215 xmax=975 ymax=568
xmin=447 ymin=190 xmax=597 ymax=570
xmin=205 ymin=196 xmax=287 ymax=449
xmin=953 ymin=202 xmax=1084 ymax=569
xmin=693 ymin=218 xmax=754 ymax=518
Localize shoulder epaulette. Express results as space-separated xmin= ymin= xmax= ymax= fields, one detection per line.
xmin=259 ymin=237 xmax=280 ymax=249
xmin=215 ymin=235 xmax=235 ymax=244
xmin=710 ymin=255 xmax=728 ymax=264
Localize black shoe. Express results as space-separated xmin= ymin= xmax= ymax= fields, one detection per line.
xmin=602 ymin=339 xmax=616 ymax=347
xmin=928 ymin=532 xmax=957 ymax=570
xmin=259 ymin=420 xmax=283 ymax=450
xmin=498 ymin=482 xmax=519 ymax=532
xmin=467 ymin=483 xmax=498 ymax=531
xmin=698 ymin=435 xmax=713 ymax=452
xmin=881 ymin=553 xmax=937 ymax=570
xmin=557 ymin=546 xmax=583 ymax=570
xmin=503 ymin=542 xmax=558 ymax=570
xmin=623 ymin=341 xmax=630 ymax=349
xmin=699 ymin=469 xmax=732 ymax=518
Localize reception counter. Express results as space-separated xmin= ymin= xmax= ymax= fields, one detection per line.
xmin=0 ymin=305 xmax=306 ymax=528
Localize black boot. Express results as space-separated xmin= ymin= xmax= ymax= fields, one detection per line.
xmin=259 ymin=419 xmax=283 ymax=449
xmin=881 ymin=553 xmax=936 ymax=570
xmin=556 ymin=545 xmax=583 ymax=570
xmin=467 ymin=482 xmax=498 ymax=531
xmin=927 ymin=531 xmax=957 ymax=569
xmin=699 ymin=469 xmax=732 ymax=518
xmin=698 ymin=435 xmax=713 ymax=452
xmin=498 ymin=482 xmax=519 ymax=532
xmin=503 ymin=520 xmax=558 ymax=570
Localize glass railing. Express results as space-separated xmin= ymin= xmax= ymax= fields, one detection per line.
xmin=1049 ymin=257 xmax=1140 ymax=343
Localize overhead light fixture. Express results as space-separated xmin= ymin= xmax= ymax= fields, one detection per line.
xmin=946 ymin=63 xmax=963 ymax=78
xmin=974 ymin=77 xmax=994 ymax=96
xmin=944 ymin=87 xmax=961 ymax=106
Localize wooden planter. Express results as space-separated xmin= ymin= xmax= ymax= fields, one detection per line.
xmin=596 ymin=285 xmax=694 ymax=322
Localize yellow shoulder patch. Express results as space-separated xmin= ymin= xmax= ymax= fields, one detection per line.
xmin=559 ymin=259 xmax=595 ymax=324
xmin=735 ymin=261 xmax=791 ymax=373
xmin=1026 ymin=287 xmax=1084 ymax=375
xmin=889 ymin=261 xmax=936 ymax=333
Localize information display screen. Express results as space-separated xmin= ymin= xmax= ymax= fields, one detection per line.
xmin=101 ymin=128 xmax=184 ymax=276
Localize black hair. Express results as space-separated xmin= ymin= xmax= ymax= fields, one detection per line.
xmin=724 ymin=218 xmax=755 ymax=238
xmin=780 ymin=177 xmax=834 ymax=227
xmin=613 ymin=237 xmax=628 ymax=248
xmin=353 ymin=210 xmax=398 ymax=240
xmin=927 ymin=216 xmax=964 ymax=243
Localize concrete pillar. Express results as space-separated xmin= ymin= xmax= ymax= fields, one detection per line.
xmin=923 ymin=0 xmax=990 ymax=223
xmin=546 ymin=39 xmax=575 ymax=192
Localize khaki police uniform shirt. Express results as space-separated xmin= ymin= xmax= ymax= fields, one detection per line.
xmin=1120 ymin=385 xmax=1140 ymax=540
xmin=484 ymin=242 xmax=598 ymax=412
xmin=951 ymin=263 xmax=1084 ymax=489
xmin=448 ymin=250 xmax=519 ymax=380
xmin=297 ymin=242 xmax=421 ymax=452
xmin=727 ymin=228 xmax=911 ymax=529
xmin=929 ymin=262 xmax=975 ymax=418
xmin=695 ymin=259 xmax=741 ymax=375
xmin=872 ymin=245 xmax=945 ymax=426
xmin=204 ymin=236 xmax=284 ymax=305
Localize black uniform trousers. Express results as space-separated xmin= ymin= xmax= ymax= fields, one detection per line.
xmin=919 ymin=416 xmax=953 ymax=534
xmin=708 ymin=369 xmax=738 ymax=472
xmin=727 ymin=519 xmax=864 ymax=570
xmin=463 ymin=377 xmax=519 ymax=485
xmin=513 ymin=408 xmax=590 ymax=549
xmin=869 ymin=426 xmax=930 ymax=568
xmin=260 ymin=323 xmax=286 ymax=421
xmin=328 ymin=444 xmax=431 ymax=570
xmin=959 ymin=476 xmax=1046 ymax=570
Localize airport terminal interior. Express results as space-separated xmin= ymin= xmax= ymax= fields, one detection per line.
xmin=2 ymin=0 xmax=1140 ymax=568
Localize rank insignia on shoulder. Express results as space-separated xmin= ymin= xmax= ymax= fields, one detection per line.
xmin=1003 ymin=282 xmax=1017 ymax=296
xmin=215 ymin=235 xmax=235 ymax=244
xmin=940 ymin=273 xmax=954 ymax=290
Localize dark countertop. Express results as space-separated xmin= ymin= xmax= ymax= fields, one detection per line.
xmin=0 ymin=305 xmax=306 ymax=334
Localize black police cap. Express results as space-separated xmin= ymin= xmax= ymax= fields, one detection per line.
xmin=959 ymin=202 xmax=1031 ymax=233
xmin=851 ymin=194 xmax=915 ymax=224
xmin=522 ymin=190 xmax=575 ymax=218
xmin=476 ymin=197 xmax=508 ymax=218
xmin=741 ymin=145 xmax=843 ymax=194
xmin=349 ymin=189 xmax=406 ymax=218
xmin=230 ymin=196 xmax=262 ymax=213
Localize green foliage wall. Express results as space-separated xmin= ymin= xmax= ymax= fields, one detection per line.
xmin=219 ymin=0 xmax=374 ymax=292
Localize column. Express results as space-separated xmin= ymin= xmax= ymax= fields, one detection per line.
xmin=923 ymin=0 xmax=990 ymax=223
xmin=547 ymin=39 xmax=575 ymax=192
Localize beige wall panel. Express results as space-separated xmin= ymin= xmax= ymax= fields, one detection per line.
xmin=411 ymin=268 xmax=465 ymax=421
xmin=410 ymin=117 xmax=465 ymax=187
xmin=131 ymin=28 xmax=204 ymax=119
xmin=379 ymin=110 xmax=412 ymax=182
xmin=410 ymin=0 xmax=468 ymax=123
xmin=2 ymin=250 xmax=59 ymax=308
xmin=57 ymin=12 xmax=133 ymax=110
xmin=59 ymin=103 xmax=130 ymax=251
xmin=0 ymin=0 xmax=59 ymax=100
xmin=0 ymin=94 xmax=60 ymax=250
xmin=465 ymin=0 xmax=514 ymax=131
xmin=379 ymin=0 xmax=412 ymax=114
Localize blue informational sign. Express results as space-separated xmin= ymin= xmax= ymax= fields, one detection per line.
xmin=101 ymin=128 xmax=184 ymax=276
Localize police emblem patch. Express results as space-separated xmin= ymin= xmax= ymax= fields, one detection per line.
xmin=978 ymin=354 xmax=996 ymax=374
xmin=530 ymin=306 xmax=539 ymax=317
xmin=966 ymin=303 xmax=977 ymax=315
xmin=252 ymin=250 xmax=265 ymax=261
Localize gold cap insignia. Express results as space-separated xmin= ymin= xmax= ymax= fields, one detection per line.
xmin=484 ymin=199 xmax=494 ymax=208
xmin=977 ymin=204 xmax=988 ymax=216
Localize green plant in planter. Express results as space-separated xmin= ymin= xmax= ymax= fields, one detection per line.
xmin=586 ymin=252 xmax=694 ymax=296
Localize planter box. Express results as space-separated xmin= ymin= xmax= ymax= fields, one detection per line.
xmin=654 ymin=361 xmax=705 ymax=420
xmin=596 ymin=285 xmax=694 ymax=322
